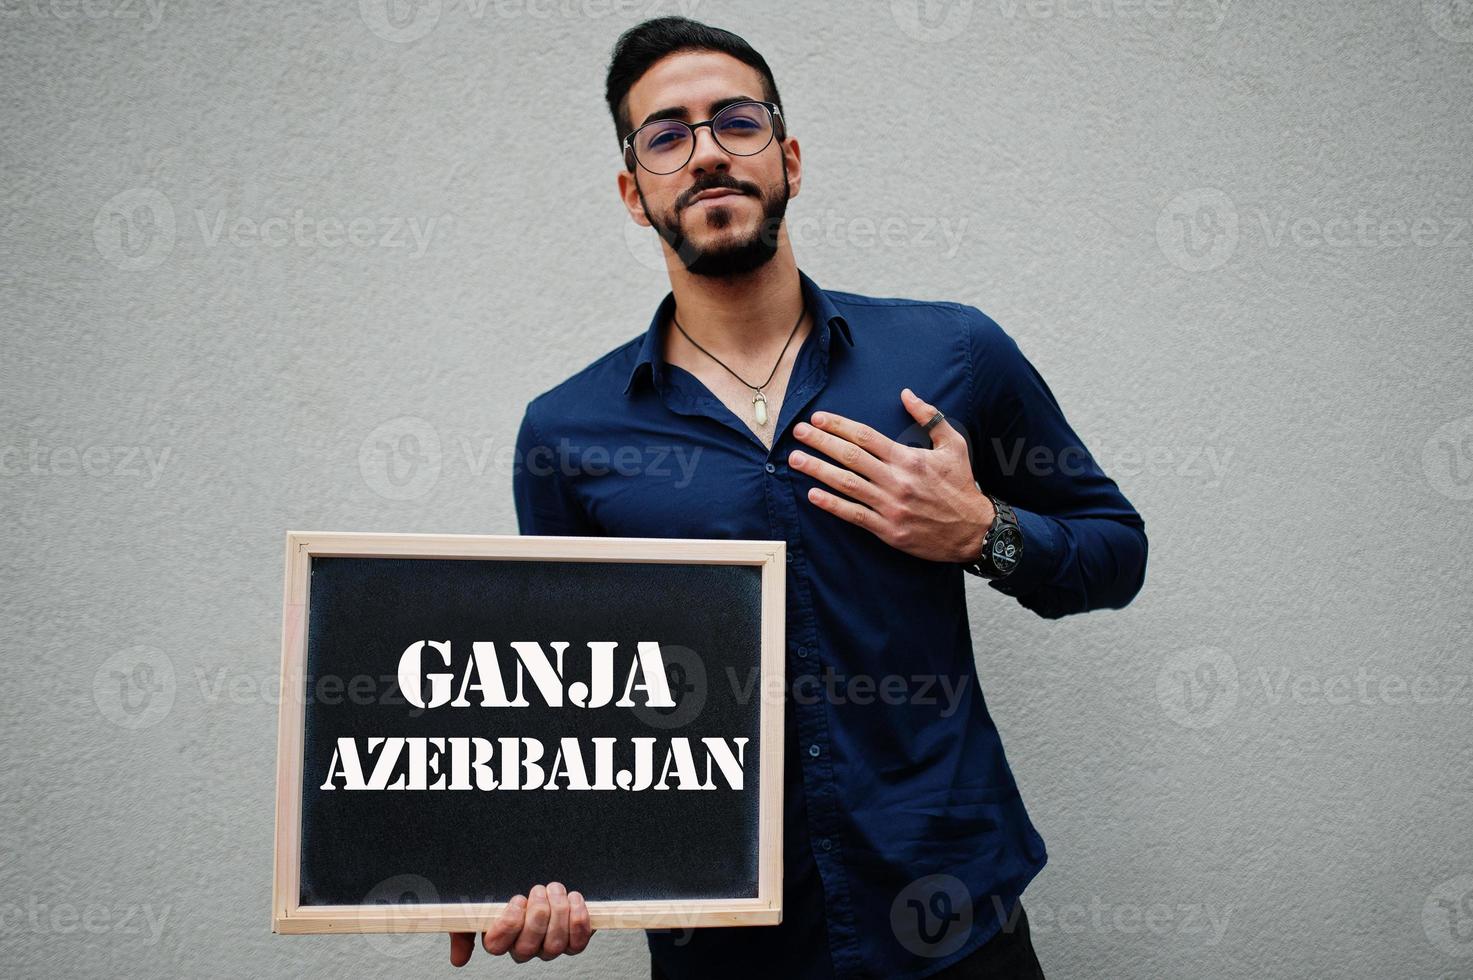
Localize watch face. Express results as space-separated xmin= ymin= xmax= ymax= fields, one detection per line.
xmin=990 ymin=527 xmax=1021 ymax=573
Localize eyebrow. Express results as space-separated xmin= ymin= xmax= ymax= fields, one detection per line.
xmin=638 ymin=95 xmax=760 ymax=128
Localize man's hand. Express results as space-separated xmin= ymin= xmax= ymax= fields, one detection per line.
xmin=449 ymin=882 xmax=595 ymax=966
xmin=789 ymin=388 xmax=995 ymax=564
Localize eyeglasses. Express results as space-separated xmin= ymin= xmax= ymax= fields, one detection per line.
xmin=623 ymin=100 xmax=784 ymax=175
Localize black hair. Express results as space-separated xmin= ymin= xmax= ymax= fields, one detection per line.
xmin=604 ymin=16 xmax=784 ymax=159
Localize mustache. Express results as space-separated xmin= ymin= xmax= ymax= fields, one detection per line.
xmin=678 ymin=177 xmax=761 ymax=210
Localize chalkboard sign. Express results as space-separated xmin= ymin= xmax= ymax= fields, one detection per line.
xmin=271 ymin=531 xmax=785 ymax=935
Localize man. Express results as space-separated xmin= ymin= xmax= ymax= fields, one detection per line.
xmin=449 ymin=16 xmax=1147 ymax=978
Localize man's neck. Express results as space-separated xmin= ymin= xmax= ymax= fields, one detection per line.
xmin=662 ymin=254 xmax=807 ymax=366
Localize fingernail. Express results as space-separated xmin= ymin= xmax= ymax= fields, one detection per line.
xmin=812 ymin=413 xmax=826 ymax=425
xmin=790 ymin=451 xmax=806 ymax=463
xmin=795 ymin=422 xmax=809 ymax=436
xmin=548 ymin=882 xmax=566 ymax=897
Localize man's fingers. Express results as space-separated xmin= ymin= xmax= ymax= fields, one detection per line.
xmin=799 ymin=409 xmax=896 ymax=466
xmin=455 ymin=885 xmax=593 ymax=964
xmin=567 ymin=890 xmax=595 ymax=954
xmin=450 ymin=931 xmax=476 ymax=967
xmin=540 ymin=881 xmax=571 ymax=960
xmin=805 ymin=486 xmax=884 ymax=536
xmin=901 ymin=387 xmax=962 ymax=449
xmin=512 ymin=884 xmax=551 ymax=963
xmin=789 ymin=447 xmax=886 ymax=509
xmin=792 ymin=420 xmax=889 ymax=486
xmin=482 ymin=894 xmax=527 ymax=956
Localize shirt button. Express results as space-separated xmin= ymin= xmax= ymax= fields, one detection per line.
xmin=764 ymin=462 xmax=776 ymax=474
xmin=819 ymin=837 xmax=833 ymax=851
xmin=808 ymin=743 xmax=820 ymax=757
xmin=785 ymin=552 xmax=793 ymax=564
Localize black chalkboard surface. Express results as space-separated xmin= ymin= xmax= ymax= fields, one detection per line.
xmin=272 ymin=532 xmax=785 ymax=935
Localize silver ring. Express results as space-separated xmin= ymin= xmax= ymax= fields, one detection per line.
xmin=922 ymin=410 xmax=945 ymax=432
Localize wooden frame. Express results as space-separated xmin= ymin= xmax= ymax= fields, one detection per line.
xmin=272 ymin=530 xmax=786 ymax=935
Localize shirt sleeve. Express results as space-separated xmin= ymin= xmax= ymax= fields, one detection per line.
xmin=512 ymin=402 xmax=600 ymax=536
xmin=960 ymin=305 xmax=1148 ymax=619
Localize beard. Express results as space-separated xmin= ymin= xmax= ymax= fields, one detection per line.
xmin=637 ymin=168 xmax=790 ymax=279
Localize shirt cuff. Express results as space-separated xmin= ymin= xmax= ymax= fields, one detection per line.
xmin=985 ymin=504 xmax=1060 ymax=598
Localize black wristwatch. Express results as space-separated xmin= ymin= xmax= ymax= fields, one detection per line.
xmin=963 ymin=491 xmax=1023 ymax=579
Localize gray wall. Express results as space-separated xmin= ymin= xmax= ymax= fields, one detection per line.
xmin=3 ymin=1 xmax=1470 ymax=977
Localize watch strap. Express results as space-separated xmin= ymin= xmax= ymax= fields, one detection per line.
xmin=964 ymin=493 xmax=1022 ymax=579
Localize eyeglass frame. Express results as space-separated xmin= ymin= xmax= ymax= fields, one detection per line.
xmin=622 ymin=99 xmax=786 ymax=174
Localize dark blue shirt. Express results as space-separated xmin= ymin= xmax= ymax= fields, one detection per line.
xmin=512 ymin=268 xmax=1148 ymax=978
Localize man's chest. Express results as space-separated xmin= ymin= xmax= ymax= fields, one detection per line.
xmin=564 ymin=344 xmax=976 ymax=540
xmin=682 ymin=371 xmax=785 ymax=452
xmin=663 ymin=333 xmax=808 ymax=453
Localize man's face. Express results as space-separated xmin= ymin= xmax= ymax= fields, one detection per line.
xmin=617 ymin=50 xmax=801 ymax=278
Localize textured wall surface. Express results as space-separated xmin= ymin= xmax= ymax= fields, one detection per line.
xmin=3 ymin=1 xmax=1471 ymax=977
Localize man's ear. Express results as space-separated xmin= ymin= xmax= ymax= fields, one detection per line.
xmin=783 ymin=135 xmax=803 ymax=200
xmin=616 ymin=168 xmax=651 ymax=227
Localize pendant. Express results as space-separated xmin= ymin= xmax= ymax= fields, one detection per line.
xmin=752 ymin=389 xmax=769 ymax=426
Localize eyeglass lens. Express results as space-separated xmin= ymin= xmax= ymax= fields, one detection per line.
xmin=632 ymin=102 xmax=775 ymax=174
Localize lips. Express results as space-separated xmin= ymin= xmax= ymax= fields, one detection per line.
xmin=690 ymin=188 xmax=744 ymax=205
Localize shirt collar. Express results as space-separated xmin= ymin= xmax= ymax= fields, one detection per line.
xmin=622 ymin=267 xmax=854 ymax=396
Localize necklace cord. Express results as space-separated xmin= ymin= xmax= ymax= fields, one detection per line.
xmin=671 ymin=299 xmax=807 ymax=394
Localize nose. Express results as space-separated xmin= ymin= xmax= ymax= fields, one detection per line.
xmin=686 ymin=123 xmax=732 ymax=176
